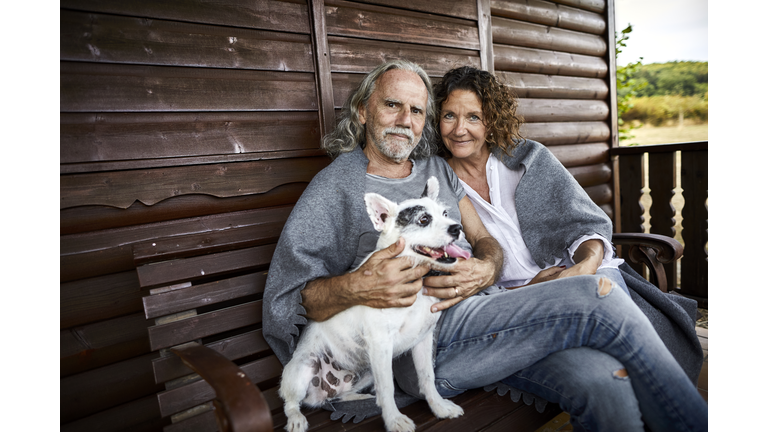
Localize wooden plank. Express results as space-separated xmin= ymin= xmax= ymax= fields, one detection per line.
xmin=328 ymin=36 xmax=481 ymax=77
xmin=143 ymin=272 xmax=268 ymax=319
xmin=680 ymin=149 xmax=708 ymax=300
xmin=648 ymin=152 xmax=677 ymax=289
xmin=617 ymin=153 xmax=645 ymax=274
xmin=517 ymin=98 xmax=609 ymax=122
xmin=353 ymin=0 xmax=478 ymax=19
xmin=61 ymin=0 xmax=311 ymax=34
xmin=61 ymin=270 xmax=141 ymax=329
xmin=584 ymin=183 xmax=612 ymax=206
xmin=60 ymin=394 xmax=165 ymax=432
xmin=157 ymin=355 xmax=282 ymax=417
xmin=61 ymin=112 xmax=321 ymax=165
xmin=61 ymin=312 xmax=152 ymax=378
xmin=567 ymin=163 xmax=611 ymax=187
xmin=61 ymin=352 xmax=163 ymax=424
xmin=60 ymin=183 xmax=307 ymax=236
xmin=163 ymin=409 xmax=218 ymax=432
xmin=61 ymin=156 xmax=328 ymax=209
xmin=138 ymin=244 xmax=276 ymax=289
xmin=494 ymin=44 xmax=607 ymax=78
xmin=60 ymin=10 xmax=313 ymax=71
xmin=309 ymin=0 xmax=337 ymax=138
xmin=152 ymin=329 xmax=271 ymax=383
xmin=521 ymin=121 xmax=610 ymax=145
xmin=498 ymin=71 xmax=608 ymax=99
xmin=148 ymin=300 xmax=263 ymax=351
xmin=478 ymin=0 xmax=494 ymax=73
xmin=491 ymin=0 xmax=605 ymax=34
xmin=550 ymin=0 xmax=605 ymax=14
xmin=324 ymin=0 xmax=480 ymax=51
xmin=492 ymin=16 xmax=606 ymax=57
xmin=60 ymin=62 xmax=318 ymax=112
xmin=61 ymin=205 xmax=294 ymax=283
xmin=547 ymin=142 xmax=609 ymax=167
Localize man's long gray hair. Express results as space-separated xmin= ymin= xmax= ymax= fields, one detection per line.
xmin=321 ymin=59 xmax=438 ymax=160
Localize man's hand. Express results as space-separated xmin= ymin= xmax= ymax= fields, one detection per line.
xmin=422 ymin=255 xmax=496 ymax=312
xmin=301 ymin=238 xmax=430 ymax=322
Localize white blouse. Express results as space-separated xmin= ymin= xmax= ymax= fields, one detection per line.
xmin=459 ymin=153 xmax=624 ymax=287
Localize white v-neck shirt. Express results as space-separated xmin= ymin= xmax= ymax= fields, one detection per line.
xmin=459 ymin=153 xmax=623 ymax=287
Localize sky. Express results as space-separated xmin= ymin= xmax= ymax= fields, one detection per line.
xmin=615 ymin=0 xmax=708 ymax=66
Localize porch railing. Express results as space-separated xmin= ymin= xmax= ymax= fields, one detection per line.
xmin=611 ymin=141 xmax=708 ymax=308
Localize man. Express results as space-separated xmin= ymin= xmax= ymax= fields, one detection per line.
xmin=263 ymin=59 xmax=503 ymax=363
xmin=263 ymin=60 xmax=707 ymax=431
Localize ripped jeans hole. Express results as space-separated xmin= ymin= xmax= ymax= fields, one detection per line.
xmin=613 ymin=368 xmax=629 ymax=380
xmin=597 ymin=277 xmax=614 ymax=297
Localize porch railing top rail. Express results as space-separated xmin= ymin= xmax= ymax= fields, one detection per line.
xmin=610 ymin=141 xmax=708 ymax=155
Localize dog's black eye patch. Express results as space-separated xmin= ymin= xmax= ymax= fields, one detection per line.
xmin=396 ymin=205 xmax=426 ymax=227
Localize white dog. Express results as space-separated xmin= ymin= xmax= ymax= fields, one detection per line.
xmin=279 ymin=176 xmax=468 ymax=432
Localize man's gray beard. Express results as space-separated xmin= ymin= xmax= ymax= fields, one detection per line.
xmin=370 ymin=127 xmax=417 ymax=162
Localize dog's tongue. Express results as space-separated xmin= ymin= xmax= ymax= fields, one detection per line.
xmin=445 ymin=243 xmax=471 ymax=260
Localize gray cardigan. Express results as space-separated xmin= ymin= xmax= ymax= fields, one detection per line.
xmin=262 ymin=141 xmax=702 ymax=421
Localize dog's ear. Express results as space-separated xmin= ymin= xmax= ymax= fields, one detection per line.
xmin=420 ymin=176 xmax=440 ymax=201
xmin=365 ymin=193 xmax=397 ymax=232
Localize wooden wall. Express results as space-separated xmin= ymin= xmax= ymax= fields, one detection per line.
xmin=59 ymin=0 xmax=617 ymax=430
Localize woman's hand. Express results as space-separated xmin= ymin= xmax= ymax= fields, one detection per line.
xmin=423 ymin=255 xmax=497 ymax=312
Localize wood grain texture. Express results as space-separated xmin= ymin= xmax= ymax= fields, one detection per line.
xmin=60 ymin=394 xmax=164 ymax=432
xmin=60 ymin=62 xmax=318 ymax=112
xmin=324 ymin=0 xmax=480 ymax=50
xmin=567 ymin=162 xmax=611 ymax=187
xmin=61 ymin=10 xmax=314 ymax=71
xmin=494 ymin=44 xmax=607 ymax=77
xmin=498 ymin=71 xmax=608 ymax=99
xmin=61 ymin=271 xmax=142 ymax=329
xmin=547 ymin=142 xmax=610 ymax=167
xmin=491 ymin=0 xmax=605 ymax=34
xmin=517 ymin=98 xmax=609 ymax=122
xmin=492 ymin=15 xmax=606 ymax=56
xmin=61 ymin=112 xmax=321 ymax=165
xmin=521 ymin=121 xmax=610 ymax=145
xmin=550 ymin=0 xmax=605 ymax=14
xmin=328 ymin=36 xmax=480 ymax=76
xmin=61 ymin=0 xmax=311 ymax=34
xmin=61 ymin=156 xmax=329 ymax=209
xmin=353 ymin=0 xmax=478 ymax=20
xmin=60 ymin=183 xmax=308 ymax=235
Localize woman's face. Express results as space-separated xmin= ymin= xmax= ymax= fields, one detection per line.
xmin=439 ymin=89 xmax=489 ymax=160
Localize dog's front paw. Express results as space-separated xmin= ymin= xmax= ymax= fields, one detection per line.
xmin=383 ymin=413 xmax=416 ymax=432
xmin=285 ymin=413 xmax=309 ymax=432
xmin=428 ymin=398 xmax=464 ymax=419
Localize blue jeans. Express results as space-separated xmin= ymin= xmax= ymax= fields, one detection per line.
xmin=433 ymin=271 xmax=707 ymax=432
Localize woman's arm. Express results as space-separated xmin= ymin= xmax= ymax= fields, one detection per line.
xmin=423 ymin=196 xmax=504 ymax=312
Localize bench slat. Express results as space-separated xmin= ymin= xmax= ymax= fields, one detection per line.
xmin=148 ymin=301 xmax=262 ymax=351
xmin=143 ymin=272 xmax=268 ymax=319
xmin=152 ymin=329 xmax=271 ymax=384
xmin=137 ymin=244 xmax=275 ymax=289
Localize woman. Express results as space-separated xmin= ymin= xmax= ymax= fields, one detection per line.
xmin=426 ymin=66 xmax=706 ymax=431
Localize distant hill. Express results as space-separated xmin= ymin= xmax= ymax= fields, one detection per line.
xmin=630 ymin=61 xmax=708 ymax=98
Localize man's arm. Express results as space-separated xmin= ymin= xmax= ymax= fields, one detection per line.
xmin=423 ymin=196 xmax=503 ymax=312
xmin=301 ymin=238 xmax=431 ymax=321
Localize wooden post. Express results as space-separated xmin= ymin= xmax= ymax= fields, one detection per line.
xmin=477 ymin=0 xmax=494 ymax=73
xmin=648 ymin=152 xmax=677 ymax=290
xmin=680 ymin=149 xmax=708 ymax=306
xmin=308 ymin=0 xmax=336 ymax=139
xmin=618 ymin=153 xmax=645 ymax=276
xmin=605 ymin=0 xmax=620 ymax=226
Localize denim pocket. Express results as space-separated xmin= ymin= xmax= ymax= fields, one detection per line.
xmin=435 ymin=378 xmax=467 ymax=398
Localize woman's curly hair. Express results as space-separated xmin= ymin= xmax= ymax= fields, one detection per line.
xmin=433 ymin=66 xmax=524 ymax=157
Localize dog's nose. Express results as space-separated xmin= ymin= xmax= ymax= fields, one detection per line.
xmin=448 ymin=224 xmax=462 ymax=239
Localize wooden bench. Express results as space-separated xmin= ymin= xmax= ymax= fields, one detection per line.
xmin=136 ymin=212 xmax=683 ymax=432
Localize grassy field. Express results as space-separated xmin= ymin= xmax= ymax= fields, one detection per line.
xmin=621 ymin=122 xmax=708 ymax=146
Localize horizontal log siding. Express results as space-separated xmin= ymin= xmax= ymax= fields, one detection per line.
xmin=491 ymin=0 xmax=614 ymax=218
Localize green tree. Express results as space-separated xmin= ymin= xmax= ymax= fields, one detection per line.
xmin=615 ymin=24 xmax=647 ymax=142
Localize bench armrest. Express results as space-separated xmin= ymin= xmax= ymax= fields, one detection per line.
xmin=171 ymin=343 xmax=273 ymax=432
xmin=612 ymin=233 xmax=684 ymax=293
